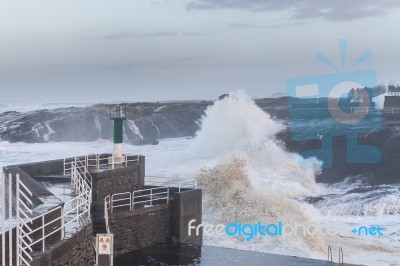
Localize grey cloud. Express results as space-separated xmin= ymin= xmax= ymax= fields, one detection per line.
xmin=229 ymin=23 xmax=264 ymax=29
xmin=187 ymin=0 xmax=400 ymax=21
xmin=83 ymin=31 xmax=201 ymax=41
xmin=229 ymin=21 xmax=306 ymax=29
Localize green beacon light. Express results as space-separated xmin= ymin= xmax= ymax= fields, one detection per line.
xmin=109 ymin=104 xmax=127 ymax=165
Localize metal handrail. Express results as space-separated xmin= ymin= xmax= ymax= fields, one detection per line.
xmin=86 ymin=154 xmax=100 ymax=172
xmin=75 ymin=158 xmax=92 ymax=186
xmin=97 ymin=156 xmax=110 ymax=167
xmin=64 ymin=154 xmax=141 ymax=174
xmin=72 ymin=169 xmax=90 ymax=198
xmin=178 ymin=180 xmax=198 ymax=192
xmin=104 ymin=196 xmax=111 ymax=234
xmin=16 ymin=174 xmax=34 ymax=265
xmin=15 ymin=158 xmax=93 ymax=265
xmin=287 ymin=105 xmax=400 ymax=114
xmin=17 ymin=191 xmax=92 ymax=263
xmin=106 ymin=187 xmax=170 ymax=214
xmin=327 ymin=245 xmax=344 ymax=265
xmin=109 ymin=154 xmax=139 ymax=169
xmin=132 ymin=187 xmax=169 ymax=209
xmin=18 ymin=206 xmax=62 ymax=258
xmin=63 ymin=159 xmax=74 ymax=176
xmin=111 ymin=192 xmax=131 ymax=213
xmin=328 ymin=245 xmax=333 ymax=263
xmin=124 ymin=155 xmax=139 ymax=167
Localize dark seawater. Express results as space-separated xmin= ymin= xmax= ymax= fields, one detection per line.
xmin=113 ymin=243 xmax=362 ymax=266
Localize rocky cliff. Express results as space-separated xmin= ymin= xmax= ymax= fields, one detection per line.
xmin=0 ymin=101 xmax=210 ymax=143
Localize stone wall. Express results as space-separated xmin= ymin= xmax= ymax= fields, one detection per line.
xmin=107 ymin=188 xmax=202 ymax=256
xmin=90 ymin=156 xmax=145 ymax=235
xmin=16 ymin=159 xmax=64 ymax=177
xmin=109 ymin=204 xmax=170 ymax=254
xmin=31 ymin=222 xmax=95 ymax=266
xmin=91 ymin=156 xmax=145 ymax=205
xmin=170 ymin=189 xmax=202 ymax=245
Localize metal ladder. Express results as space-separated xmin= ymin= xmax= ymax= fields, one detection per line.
xmin=328 ymin=245 xmax=344 ymax=265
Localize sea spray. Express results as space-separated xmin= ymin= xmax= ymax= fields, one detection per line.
xmin=192 ymin=90 xmax=324 ymax=197
xmin=190 ymin=91 xmax=400 ymax=264
xmin=196 ymin=157 xmax=327 ymax=253
xmin=192 ymin=91 xmax=329 ymax=254
xmin=193 ymin=90 xmax=284 ymax=154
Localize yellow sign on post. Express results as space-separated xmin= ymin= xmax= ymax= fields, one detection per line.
xmin=97 ymin=234 xmax=112 ymax=255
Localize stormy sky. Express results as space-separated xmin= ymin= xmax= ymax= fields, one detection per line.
xmin=0 ymin=0 xmax=399 ymax=103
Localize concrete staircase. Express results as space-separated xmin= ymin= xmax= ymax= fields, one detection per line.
xmin=91 ymin=204 xmax=107 ymax=235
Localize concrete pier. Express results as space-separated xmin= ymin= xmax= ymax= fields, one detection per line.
xmin=1 ymin=154 xmax=202 ymax=265
xmin=1 ymin=154 xmax=364 ymax=266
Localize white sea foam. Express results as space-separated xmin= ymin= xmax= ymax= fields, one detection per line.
xmin=94 ymin=116 xmax=102 ymax=138
xmin=190 ymin=91 xmax=400 ymax=265
xmin=127 ymin=119 xmax=144 ymax=139
xmin=43 ymin=123 xmax=55 ymax=141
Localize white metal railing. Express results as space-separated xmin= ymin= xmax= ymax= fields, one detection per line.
xmin=63 ymin=159 xmax=74 ymax=176
xmin=94 ymin=155 xmax=109 ymax=171
xmin=132 ymin=187 xmax=169 ymax=209
xmin=1 ymin=174 xmax=5 ymax=266
xmin=72 ymin=158 xmax=93 ymax=193
xmin=71 ymin=169 xmax=90 ymax=199
xmin=1 ymin=156 xmax=95 ymax=265
xmin=86 ymin=154 xmax=103 ymax=172
xmin=16 ymin=183 xmax=91 ymax=265
xmin=110 ymin=192 xmax=131 ymax=213
xmin=17 ymin=191 xmax=91 ymax=265
xmin=17 ymin=191 xmax=90 ymax=265
xmin=63 ymin=191 xmax=91 ymax=232
xmin=327 ymin=245 xmax=344 ymax=265
xmin=349 ymin=106 xmax=370 ymax=114
xmin=12 ymin=155 xmax=93 ymax=265
xmin=64 ymin=154 xmax=140 ymax=175
xmin=18 ymin=206 xmax=62 ymax=264
xmin=145 ymin=179 xmax=198 ymax=192
xmin=104 ymin=196 xmax=111 ymax=234
xmin=178 ymin=180 xmax=198 ymax=192
xmin=106 ymin=187 xmax=169 ymax=214
xmin=16 ymin=174 xmax=34 ymax=266
xmin=109 ymin=154 xmax=139 ymax=170
xmin=387 ymin=91 xmax=400 ymax=96
xmin=287 ymin=106 xmax=400 ymax=115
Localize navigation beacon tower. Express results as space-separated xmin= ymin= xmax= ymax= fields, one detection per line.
xmin=109 ymin=104 xmax=127 ymax=164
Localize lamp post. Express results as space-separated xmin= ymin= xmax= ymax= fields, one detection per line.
xmin=110 ymin=104 xmax=127 ymax=164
